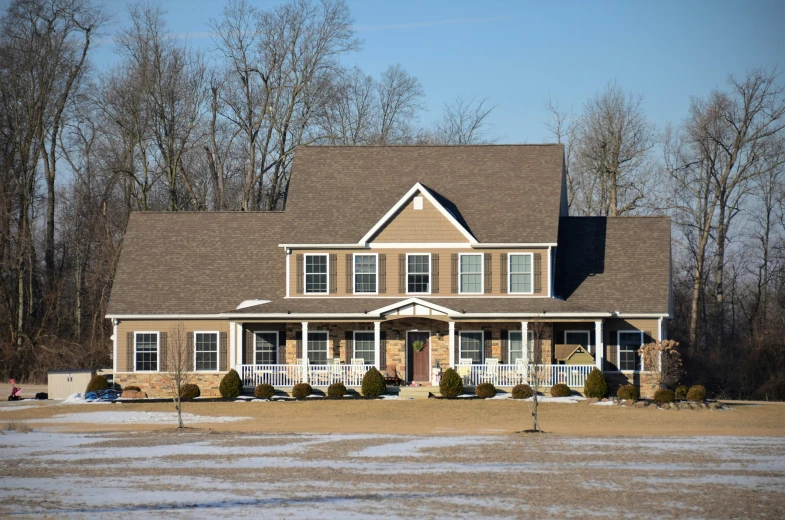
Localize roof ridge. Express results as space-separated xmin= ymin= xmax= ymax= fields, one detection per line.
xmin=132 ymin=211 xmax=286 ymax=215
xmin=300 ymin=143 xmax=562 ymax=148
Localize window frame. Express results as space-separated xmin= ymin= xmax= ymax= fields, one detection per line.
xmin=306 ymin=330 xmax=329 ymax=365
xmin=304 ymin=253 xmax=329 ymax=295
xmin=564 ymin=330 xmax=590 ymax=347
xmin=508 ymin=252 xmax=534 ymax=295
xmin=458 ymin=252 xmax=484 ymax=294
xmin=134 ymin=331 xmax=160 ymax=373
xmin=508 ymin=330 xmax=535 ymax=364
xmin=193 ymin=331 xmax=220 ymax=372
xmin=353 ymin=253 xmax=379 ymax=295
xmin=406 ymin=252 xmax=432 ymax=295
xmin=617 ymin=330 xmax=644 ymax=372
xmin=458 ymin=330 xmax=484 ymax=364
xmin=253 ymin=330 xmax=279 ymax=366
xmin=352 ymin=330 xmax=376 ymax=365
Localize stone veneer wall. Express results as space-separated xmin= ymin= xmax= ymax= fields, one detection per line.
xmin=116 ymin=373 xmax=225 ymax=398
xmin=605 ymin=371 xmax=660 ymax=399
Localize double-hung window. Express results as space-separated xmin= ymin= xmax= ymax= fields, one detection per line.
xmin=354 ymin=254 xmax=377 ymax=294
xmin=459 ymin=331 xmax=484 ymax=364
xmin=407 ymin=254 xmax=430 ymax=294
xmin=459 ymin=253 xmax=483 ymax=294
xmin=509 ymin=330 xmax=535 ymax=364
xmin=509 ymin=253 xmax=533 ymax=294
xmin=254 ymin=332 xmax=278 ymax=365
xmin=135 ymin=332 xmax=159 ymax=372
xmin=305 ymin=254 xmax=328 ymax=294
xmin=353 ymin=331 xmax=375 ymax=365
xmin=618 ymin=331 xmax=643 ymax=371
xmin=307 ymin=331 xmax=329 ymax=364
xmin=195 ymin=332 xmax=218 ymax=371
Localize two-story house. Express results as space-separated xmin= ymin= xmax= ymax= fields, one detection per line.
xmin=106 ymin=145 xmax=672 ymax=396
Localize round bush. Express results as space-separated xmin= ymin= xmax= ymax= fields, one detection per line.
xmin=292 ymin=383 xmax=312 ymax=399
xmin=219 ymin=369 xmax=243 ymax=399
xmin=439 ymin=368 xmax=464 ymax=398
xmin=686 ymin=385 xmax=706 ymax=402
xmin=361 ymin=367 xmax=386 ymax=397
xmin=550 ymin=383 xmax=571 ymax=397
xmin=123 ymin=385 xmax=141 ymax=392
xmin=616 ymin=384 xmax=640 ymax=401
xmin=475 ymin=383 xmax=497 ymax=399
xmin=85 ymin=375 xmax=109 ymax=393
xmin=179 ymin=384 xmax=200 ymax=401
xmin=511 ymin=384 xmax=534 ymax=399
xmin=327 ymin=382 xmax=347 ymax=398
xmin=675 ymin=385 xmax=688 ymax=401
xmin=254 ymin=384 xmax=275 ymax=399
xmin=653 ymin=388 xmax=675 ymax=404
xmin=584 ymin=368 xmax=608 ymax=398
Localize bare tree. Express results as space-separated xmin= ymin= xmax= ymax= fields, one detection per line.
xmin=161 ymin=322 xmax=194 ymax=429
xmin=525 ymin=318 xmax=550 ymax=433
xmin=432 ymin=95 xmax=497 ymax=144
xmin=375 ymin=64 xmax=424 ymax=144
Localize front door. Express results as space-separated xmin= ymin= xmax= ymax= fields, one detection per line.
xmin=408 ymin=331 xmax=430 ymax=382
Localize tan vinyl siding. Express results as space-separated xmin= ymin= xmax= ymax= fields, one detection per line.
xmin=288 ymin=248 xmax=550 ymax=298
xmin=603 ymin=318 xmax=659 ymax=372
xmin=371 ymin=193 xmax=468 ymax=243
xmin=117 ymin=320 xmax=231 ymax=373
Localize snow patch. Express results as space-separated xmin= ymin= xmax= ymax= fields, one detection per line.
xmin=29 ymin=411 xmax=251 ymax=424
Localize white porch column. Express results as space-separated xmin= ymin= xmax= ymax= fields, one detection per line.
xmin=229 ymin=321 xmax=236 ymax=370
xmin=521 ymin=321 xmax=529 ymax=364
xmin=374 ymin=321 xmax=381 ymax=369
xmin=595 ymin=320 xmax=604 ymax=370
xmin=301 ymin=321 xmax=309 ymax=383
xmin=448 ymin=321 xmax=456 ymax=367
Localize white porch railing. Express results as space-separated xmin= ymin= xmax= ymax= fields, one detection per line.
xmin=456 ymin=364 xmax=594 ymax=388
xmin=240 ymin=364 xmax=303 ymax=387
xmin=238 ymin=363 xmax=373 ymax=387
xmin=308 ymin=364 xmax=373 ymax=387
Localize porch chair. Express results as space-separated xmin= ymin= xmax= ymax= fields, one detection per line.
xmin=328 ymin=358 xmax=343 ymax=384
xmin=515 ymin=358 xmax=528 ymax=385
xmin=480 ymin=358 xmax=499 ymax=385
xmin=457 ymin=359 xmax=473 ymax=384
xmin=349 ymin=358 xmax=366 ymax=386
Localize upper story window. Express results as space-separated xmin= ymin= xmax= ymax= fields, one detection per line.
xmin=407 ymin=253 xmax=430 ymax=294
xmin=459 ymin=253 xmax=483 ymax=294
xmin=354 ymin=254 xmax=377 ymax=294
xmin=305 ymin=254 xmax=328 ymax=294
xmin=195 ymin=332 xmax=218 ymax=371
xmin=509 ymin=253 xmax=533 ymax=294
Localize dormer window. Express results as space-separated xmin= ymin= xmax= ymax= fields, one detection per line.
xmin=304 ymin=254 xmax=328 ymax=294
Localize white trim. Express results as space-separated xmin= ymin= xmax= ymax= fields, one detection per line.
xmin=658 ymin=317 xmax=663 ymax=341
xmin=405 ymin=252 xmax=432 ymax=295
xmin=252 ymin=330 xmax=279 ymax=365
xmin=563 ymin=330 xmax=590 ymax=350
xmin=521 ymin=321 xmax=529 ymax=366
xmin=617 ymin=330 xmax=644 ymax=372
xmin=236 ymin=299 xmax=270 ymax=310
xmin=448 ymin=321 xmax=455 ymax=367
xmin=368 ymin=242 xmax=471 ymax=249
xmin=458 ymin=252 xmax=484 ymax=294
xmin=458 ymin=330 xmax=485 ymax=364
xmin=371 ymin=297 xmax=459 ymax=316
xmin=352 ymin=253 xmax=379 ymax=295
xmin=472 ymin=243 xmax=558 ymax=248
xmin=595 ymin=320 xmax=604 ymax=369
xmin=193 ymin=331 xmax=221 ymax=372
xmin=303 ymin=253 xmax=329 ymax=295
xmin=134 ymin=331 xmax=160 ymax=373
xmin=279 ymin=244 xmax=360 ymax=249
xmin=546 ymin=246 xmax=552 ymax=298
xmin=353 ymin=330 xmax=376 ymax=365
xmin=508 ymin=253 xmax=534 ymax=295
xmin=278 ymin=242 xmax=558 ymax=249
xmin=229 ymin=321 xmax=236 ymax=369
xmin=107 ymin=311 xmax=671 ymax=320
xmin=406 ymin=329 xmax=432 ymax=381
xmin=112 ymin=320 xmax=118 ymax=374
xmin=285 ymin=249 xmax=291 ymax=298
xmin=374 ymin=321 xmax=381 ymax=370
xmin=360 ymin=182 xmax=478 ymax=245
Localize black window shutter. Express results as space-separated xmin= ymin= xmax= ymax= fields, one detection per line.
xmin=431 ymin=254 xmax=439 ymax=293
xmin=453 ymin=330 xmax=459 ymax=365
xmin=346 ymin=254 xmax=353 ymax=293
xmin=534 ymin=253 xmax=542 ymax=293
xmin=126 ymin=332 xmax=134 ymax=372
xmin=278 ymin=331 xmax=287 ymax=364
xmin=159 ymin=332 xmax=168 ymax=371
xmin=296 ymin=254 xmax=304 ymax=294
xmin=329 ymin=254 xmax=337 ymax=293
xmin=500 ymin=329 xmax=508 ymax=364
xmin=345 ymin=331 xmax=353 ymax=363
xmin=500 ymin=253 xmax=508 ymax=294
xmin=378 ymin=254 xmax=386 ymax=293
xmin=398 ymin=254 xmax=406 ymax=293
xmin=295 ymin=331 xmax=302 ymax=359
xmin=245 ymin=329 xmax=253 ymax=365
xmin=451 ymin=253 xmax=458 ymax=294
xmin=219 ymin=332 xmax=228 ymax=371
xmin=484 ymin=253 xmax=492 ymax=294
xmin=379 ymin=330 xmax=387 ymax=370
xmin=484 ymin=330 xmax=493 ymax=361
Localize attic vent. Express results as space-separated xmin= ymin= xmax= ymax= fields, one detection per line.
xmin=413 ymin=196 xmax=424 ymax=210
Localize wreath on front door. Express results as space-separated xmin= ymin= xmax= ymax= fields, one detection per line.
xmin=412 ymin=339 xmax=426 ymax=353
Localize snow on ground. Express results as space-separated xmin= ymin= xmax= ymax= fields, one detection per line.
xmin=29 ymin=410 xmax=252 ymax=424
xmin=591 ymin=400 xmax=616 ymax=406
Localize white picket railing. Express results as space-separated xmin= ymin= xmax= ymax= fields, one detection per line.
xmin=238 ymin=363 xmax=373 ymax=387
xmin=308 ymin=364 xmax=373 ymax=387
xmin=239 ymin=364 xmax=303 ymax=387
xmin=456 ymin=363 xmax=593 ymax=388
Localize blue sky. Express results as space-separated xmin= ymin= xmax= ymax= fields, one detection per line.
xmin=90 ymin=0 xmax=784 ymax=143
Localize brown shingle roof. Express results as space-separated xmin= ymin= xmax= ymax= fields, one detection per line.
xmin=284 ymin=145 xmax=565 ymax=244
xmin=555 ymin=216 xmax=671 ymax=314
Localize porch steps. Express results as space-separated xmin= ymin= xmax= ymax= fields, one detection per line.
xmin=398 ymin=386 xmax=439 ymax=400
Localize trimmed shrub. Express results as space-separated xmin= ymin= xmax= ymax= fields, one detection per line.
xmin=550 ymin=383 xmax=571 ymax=397
xmin=219 ymin=369 xmax=243 ymax=399
xmin=686 ymin=385 xmax=706 ymax=402
xmin=583 ymin=368 xmax=608 ymax=398
xmin=475 ymin=383 xmax=497 ymax=399
xmin=85 ymin=375 xmax=109 ymax=393
xmin=675 ymin=385 xmax=688 ymax=401
xmin=123 ymin=385 xmax=141 ymax=392
xmin=254 ymin=384 xmax=275 ymax=399
xmin=616 ymin=384 xmax=640 ymax=401
xmin=292 ymin=383 xmax=312 ymax=399
xmin=179 ymin=384 xmax=200 ymax=401
xmin=327 ymin=383 xmax=347 ymax=398
xmin=361 ymin=367 xmax=386 ymax=397
xmin=511 ymin=384 xmax=534 ymax=399
xmin=439 ymin=368 xmax=464 ymax=398
xmin=653 ymin=388 xmax=675 ymax=404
